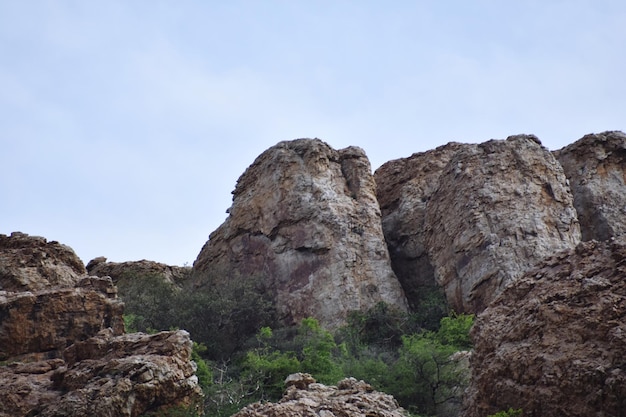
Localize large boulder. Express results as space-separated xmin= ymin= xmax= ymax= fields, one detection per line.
xmin=191 ymin=139 xmax=408 ymax=330
xmin=0 ymin=232 xmax=203 ymax=417
xmin=555 ymin=130 xmax=626 ymax=241
xmin=464 ymin=240 xmax=626 ymax=417
xmin=233 ymin=373 xmax=408 ymax=417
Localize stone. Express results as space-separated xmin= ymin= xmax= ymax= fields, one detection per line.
xmin=424 ymin=135 xmax=580 ymax=312
xmin=232 ymin=374 xmax=408 ymax=417
xmin=86 ymin=257 xmax=191 ymax=286
xmin=191 ymin=138 xmax=408 ymax=330
xmin=375 ymin=142 xmax=466 ymax=310
xmin=0 ymin=232 xmax=86 ymax=292
xmin=463 ymin=240 xmax=626 ymax=417
xmin=555 ymin=130 xmax=626 ymax=241
xmin=0 ymin=233 xmax=203 ymax=417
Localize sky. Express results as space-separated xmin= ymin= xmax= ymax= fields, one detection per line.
xmin=1 ymin=1 xmax=625 ymax=266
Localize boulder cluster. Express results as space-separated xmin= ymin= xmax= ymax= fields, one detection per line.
xmin=0 ymin=232 xmax=202 ymax=417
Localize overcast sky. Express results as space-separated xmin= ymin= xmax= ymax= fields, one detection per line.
xmin=1 ymin=1 xmax=624 ymax=266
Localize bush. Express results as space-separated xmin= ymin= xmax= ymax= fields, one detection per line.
xmin=488 ymin=408 xmax=523 ymax=417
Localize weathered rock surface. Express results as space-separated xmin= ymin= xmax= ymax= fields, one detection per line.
xmin=375 ymin=142 xmax=466 ymax=310
xmin=464 ymin=240 xmax=626 ymax=417
xmin=233 ymin=373 xmax=408 ymax=417
xmin=86 ymin=257 xmax=191 ymax=286
xmin=0 ymin=232 xmax=203 ymax=417
xmin=555 ymin=130 xmax=626 ymax=241
xmin=0 ymin=275 xmax=124 ymax=361
xmin=0 ymin=232 xmax=86 ymax=292
xmin=192 ymin=139 xmax=407 ymax=329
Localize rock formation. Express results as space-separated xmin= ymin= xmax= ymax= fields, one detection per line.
xmin=0 ymin=231 xmax=86 ymax=292
xmin=375 ymin=142 xmax=466 ymax=310
xmin=376 ymin=135 xmax=581 ymax=313
xmin=192 ymin=139 xmax=408 ymax=330
xmin=86 ymin=257 xmax=191 ymax=286
xmin=555 ymin=130 xmax=626 ymax=241
xmin=232 ymin=373 xmax=408 ymax=417
xmin=464 ymin=240 xmax=626 ymax=417
xmin=0 ymin=232 xmax=203 ymax=417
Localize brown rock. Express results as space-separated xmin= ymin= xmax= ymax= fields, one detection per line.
xmin=192 ymin=139 xmax=408 ymax=329
xmin=0 ymin=276 xmax=124 ymax=361
xmin=375 ymin=142 xmax=466 ymax=310
xmin=0 ymin=234 xmax=203 ymax=417
xmin=555 ymin=130 xmax=626 ymax=241
xmin=425 ymin=135 xmax=580 ymax=312
xmin=463 ymin=240 xmax=626 ymax=417
xmin=233 ymin=374 xmax=407 ymax=417
xmin=86 ymin=257 xmax=191 ymax=286
xmin=0 ymin=232 xmax=86 ymax=292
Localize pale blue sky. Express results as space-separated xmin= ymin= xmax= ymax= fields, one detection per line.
xmin=1 ymin=1 xmax=624 ymax=266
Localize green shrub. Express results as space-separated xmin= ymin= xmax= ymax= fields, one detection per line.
xmin=487 ymin=408 xmax=523 ymax=417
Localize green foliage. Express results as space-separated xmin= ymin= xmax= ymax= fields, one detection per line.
xmin=487 ymin=408 xmax=523 ymax=417
xmin=436 ymin=312 xmax=474 ymax=350
xmin=191 ymin=342 xmax=212 ymax=390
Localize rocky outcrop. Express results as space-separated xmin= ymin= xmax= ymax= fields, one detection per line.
xmin=192 ymin=139 xmax=408 ymax=329
xmin=233 ymin=373 xmax=408 ymax=417
xmin=375 ymin=142 xmax=466 ymax=310
xmin=0 ymin=232 xmax=86 ymax=292
xmin=86 ymin=257 xmax=191 ymax=286
xmin=464 ymin=240 xmax=626 ymax=417
xmin=0 ymin=232 xmax=203 ymax=417
xmin=555 ymin=130 xmax=626 ymax=241
xmin=376 ymin=135 xmax=581 ymax=313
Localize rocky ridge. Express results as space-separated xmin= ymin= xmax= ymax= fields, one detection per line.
xmin=232 ymin=373 xmax=408 ymax=417
xmin=0 ymin=232 xmax=202 ymax=417
xmin=86 ymin=256 xmax=191 ymax=286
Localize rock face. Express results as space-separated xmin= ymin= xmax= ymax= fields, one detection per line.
xmin=555 ymin=130 xmax=626 ymax=241
xmin=233 ymin=373 xmax=408 ymax=417
xmin=0 ymin=232 xmax=203 ymax=417
xmin=0 ymin=232 xmax=86 ymax=292
xmin=464 ymin=240 xmax=626 ymax=417
xmin=86 ymin=257 xmax=191 ymax=286
xmin=192 ymin=139 xmax=408 ymax=329
xmin=375 ymin=142 xmax=466 ymax=310
xmin=376 ymin=135 xmax=581 ymax=313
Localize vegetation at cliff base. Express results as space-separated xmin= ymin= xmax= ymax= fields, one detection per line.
xmin=118 ymin=271 xmax=473 ymax=417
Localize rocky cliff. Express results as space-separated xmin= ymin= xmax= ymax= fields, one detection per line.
xmin=376 ymin=135 xmax=581 ymax=313
xmin=555 ymin=130 xmax=626 ymax=241
xmin=86 ymin=256 xmax=191 ymax=286
xmin=232 ymin=373 xmax=408 ymax=417
xmin=464 ymin=240 xmax=626 ymax=417
xmin=0 ymin=232 xmax=203 ymax=417
xmin=192 ymin=139 xmax=408 ymax=330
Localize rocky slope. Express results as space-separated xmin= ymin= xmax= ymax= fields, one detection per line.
xmin=555 ymin=130 xmax=626 ymax=241
xmin=232 ymin=373 xmax=408 ymax=417
xmin=0 ymin=232 xmax=202 ymax=417
xmin=376 ymin=135 xmax=581 ymax=313
xmin=192 ymin=139 xmax=408 ymax=330
xmin=464 ymin=239 xmax=626 ymax=417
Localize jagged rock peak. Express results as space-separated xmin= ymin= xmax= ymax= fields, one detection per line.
xmin=555 ymin=130 xmax=626 ymax=241
xmin=0 ymin=231 xmax=86 ymax=291
xmin=233 ymin=373 xmax=408 ymax=417
xmin=376 ymin=135 xmax=581 ymax=314
xmin=464 ymin=240 xmax=626 ymax=417
xmin=192 ymin=138 xmax=408 ymax=330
